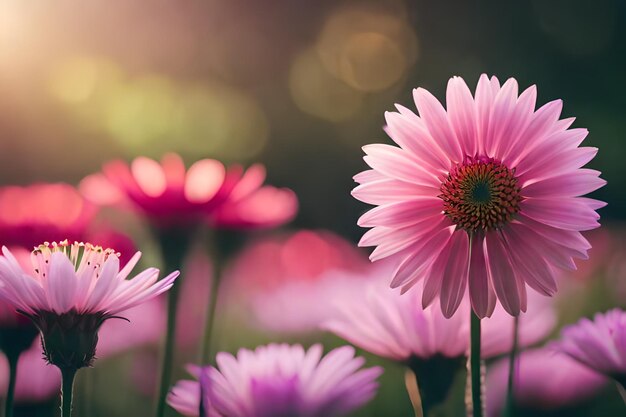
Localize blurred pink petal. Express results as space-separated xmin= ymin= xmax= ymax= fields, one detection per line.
xmin=0 ymin=339 xmax=60 ymax=403
xmin=0 ymin=183 xmax=96 ymax=248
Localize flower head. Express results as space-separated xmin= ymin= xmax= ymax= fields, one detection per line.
xmin=0 ymin=183 xmax=96 ymax=249
xmin=80 ymin=153 xmax=297 ymax=230
xmin=553 ymin=309 xmax=626 ymax=384
xmin=184 ymin=344 xmax=382 ymax=417
xmin=353 ymin=74 xmax=605 ymax=317
xmin=322 ymin=262 xmax=556 ymax=361
xmin=0 ymin=240 xmax=178 ymax=369
xmin=486 ymin=348 xmax=608 ymax=415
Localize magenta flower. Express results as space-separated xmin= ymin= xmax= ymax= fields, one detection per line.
xmin=80 ymin=153 xmax=297 ymax=229
xmin=554 ymin=309 xmax=626 ymax=386
xmin=353 ymin=74 xmax=605 ymax=317
xmin=0 ymin=183 xmax=96 ymax=248
xmin=183 ymin=344 xmax=382 ymax=417
xmin=0 ymin=240 xmax=178 ymax=369
xmin=486 ymin=348 xmax=608 ymax=415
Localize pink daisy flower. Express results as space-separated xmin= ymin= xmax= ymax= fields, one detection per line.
xmin=353 ymin=74 xmax=606 ymax=317
xmin=0 ymin=240 xmax=178 ymax=370
xmin=80 ymin=153 xmax=297 ymax=230
xmin=322 ymin=262 xmax=556 ymax=361
xmin=554 ymin=309 xmax=626 ymax=387
xmin=486 ymin=348 xmax=608 ymax=416
xmin=184 ymin=344 xmax=381 ymax=417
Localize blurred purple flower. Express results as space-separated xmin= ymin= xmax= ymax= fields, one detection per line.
xmin=487 ymin=348 xmax=608 ymax=415
xmin=554 ymin=309 xmax=626 ymax=386
xmin=169 ymin=344 xmax=382 ymax=417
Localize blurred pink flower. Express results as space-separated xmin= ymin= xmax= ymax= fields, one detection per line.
xmin=486 ymin=348 xmax=608 ymax=415
xmin=0 ymin=183 xmax=96 ymax=249
xmin=353 ymin=74 xmax=605 ymax=317
xmin=0 ymin=339 xmax=60 ymax=403
xmin=80 ymin=153 xmax=297 ymax=229
xmin=226 ymin=230 xmax=369 ymax=332
xmin=205 ymin=344 xmax=381 ymax=417
xmin=554 ymin=309 xmax=626 ymax=384
xmin=323 ymin=263 xmax=469 ymax=361
xmin=322 ymin=262 xmax=556 ymax=361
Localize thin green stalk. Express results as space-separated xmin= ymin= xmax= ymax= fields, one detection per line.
xmin=156 ymin=277 xmax=181 ymax=417
xmin=4 ymin=352 xmax=18 ymax=417
xmin=470 ymin=311 xmax=483 ymax=417
xmin=504 ymin=316 xmax=520 ymax=416
xmin=60 ymin=368 xmax=77 ymax=417
xmin=154 ymin=228 xmax=194 ymax=417
xmin=200 ymin=255 xmax=222 ymax=364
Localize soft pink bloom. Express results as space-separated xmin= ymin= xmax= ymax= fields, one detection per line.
xmin=209 ymin=344 xmax=381 ymax=417
xmin=353 ymin=74 xmax=605 ymax=317
xmin=226 ymin=230 xmax=369 ymax=332
xmin=80 ymin=153 xmax=297 ymax=229
xmin=322 ymin=263 xmax=556 ymax=361
xmin=553 ymin=309 xmax=626 ymax=381
xmin=0 ymin=183 xmax=96 ymax=249
xmin=486 ymin=348 xmax=608 ymax=415
xmin=323 ymin=263 xmax=468 ymax=361
xmin=0 ymin=241 xmax=178 ymax=316
xmin=0 ymin=339 xmax=60 ymax=403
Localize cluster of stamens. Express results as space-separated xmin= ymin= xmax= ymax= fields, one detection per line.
xmin=439 ymin=156 xmax=522 ymax=232
xmin=31 ymin=240 xmax=120 ymax=278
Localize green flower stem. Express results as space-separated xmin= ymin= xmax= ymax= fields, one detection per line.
xmin=504 ymin=316 xmax=520 ymax=417
xmin=4 ymin=351 xmax=18 ymax=417
xmin=155 ymin=228 xmax=194 ymax=417
xmin=470 ymin=311 xmax=483 ymax=417
xmin=200 ymin=254 xmax=222 ymax=364
xmin=60 ymin=368 xmax=77 ymax=417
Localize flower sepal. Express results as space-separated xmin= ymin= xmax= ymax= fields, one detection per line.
xmin=23 ymin=310 xmax=111 ymax=370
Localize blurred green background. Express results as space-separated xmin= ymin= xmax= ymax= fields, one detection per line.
xmin=0 ymin=0 xmax=624 ymax=416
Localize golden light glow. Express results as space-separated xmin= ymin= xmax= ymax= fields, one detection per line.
xmin=288 ymin=49 xmax=363 ymax=122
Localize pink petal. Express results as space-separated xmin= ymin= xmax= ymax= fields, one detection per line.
xmin=469 ymin=233 xmax=496 ymax=318
xmin=485 ymin=233 xmax=521 ymax=316
xmin=446 ymin=76 xmax=477 ymax=156
xmin=439 ymin=231 xmax=470 ymax=318
xmin=131 ymin=157 xmax=168 ymax=198
xmin=184 ymin=159 xmax=226 ymax=204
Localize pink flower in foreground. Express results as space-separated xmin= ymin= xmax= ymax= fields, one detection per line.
xmin=0 ymin=339 xmax=60 ymax=403
xmin=0 ymin=183 xmax=96 ymax=248
xmin=486 ymin=348 xmax=608 ymax=416
xmin=322 ymin=262 xmax=556 ymax=361
xmin=80 ymin=153 xmax=297 ymax=229
xmin=168 ymin=344 xmax=382 ymax=417
xmin=0 ymin=240 xmax=178 ymax=369
xmin=353 ymin=74 xmax=605 ymax=317
xmin=553 ymin=309 xmax=626 ymax=385
xmin=226 ymin=230 xmax=369 ymax=332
